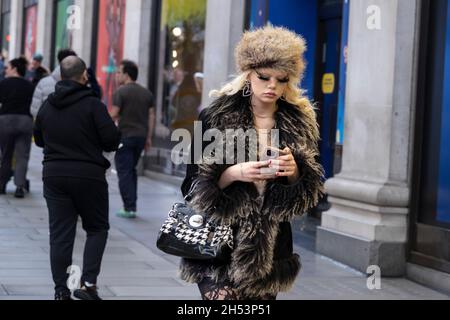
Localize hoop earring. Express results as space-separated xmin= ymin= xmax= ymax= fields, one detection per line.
xmin=242 ymin=81 xmax=252 ymax=97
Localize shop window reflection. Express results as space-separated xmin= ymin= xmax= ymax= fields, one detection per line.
xmin=153 ymin=0 xmax=206 ymax=176
xmin=162 ymin=24 xmax=205 ymax=135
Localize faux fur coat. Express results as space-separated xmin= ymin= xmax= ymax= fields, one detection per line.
xmin=179 ymin=93 xmax=324 ymax=298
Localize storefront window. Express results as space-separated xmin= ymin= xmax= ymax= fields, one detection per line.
xmin=150 ymin=0 xmax=207 ymax=176
xmin=95 ymin=0 xmax=126 ymax=109
xmin=416 ymin=0 xmax=450 ymax=228
xmin=435 ymin=1 xmax=450 ymax=225
xmin=52 ymin=0 xmax=74 ymax=68
xmin=1 ymin=0 xmax=11 ymax=60
xmin=410 ymin=0 xmax=450 ymax=274
xmin=23 ymin=0 xmax=38 ymax=61
xmin=248 ymin=0 xmax=268 ymax=29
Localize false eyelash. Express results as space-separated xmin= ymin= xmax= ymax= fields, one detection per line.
xmin=257 ymin=74 xmax=289 ymax=83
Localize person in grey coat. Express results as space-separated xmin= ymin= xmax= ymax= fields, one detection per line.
xmin=31 ymin=49 xmax=77 ymax=118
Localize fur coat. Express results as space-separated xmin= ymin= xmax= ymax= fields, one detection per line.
xmin=179 ymin=93 xmax=324 ymax=298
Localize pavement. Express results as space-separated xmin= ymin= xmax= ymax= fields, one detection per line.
xmin=0 ymin=146 xmax=449 ymax=300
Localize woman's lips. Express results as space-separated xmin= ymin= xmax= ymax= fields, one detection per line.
xmin=264 ymin=93 xmax=277 ymax=97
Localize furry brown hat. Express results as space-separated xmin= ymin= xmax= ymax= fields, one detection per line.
xmin=235 ymin=25 xmax=307 ymax=81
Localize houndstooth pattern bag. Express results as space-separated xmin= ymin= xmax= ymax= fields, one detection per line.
xmin=157 ymin=201 xmax=234 ymax=261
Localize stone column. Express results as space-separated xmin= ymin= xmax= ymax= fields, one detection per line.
xmin=9 ymin=0 xmax=24 ymax=58
xmin=316 ymin=0 xmax=421 ymax=276
xmin=201 ymin=0 xmax=246 ymax=108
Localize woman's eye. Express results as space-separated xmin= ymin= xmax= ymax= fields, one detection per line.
xmin=278 ymin=78 xmax=289 ymax=83
xmin=258 ymin=75 xmax=270 ymax=81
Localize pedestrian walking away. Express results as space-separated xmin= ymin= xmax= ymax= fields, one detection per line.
xmin=110 ymin=60 xmax=156 ymax=219
xmin=0 ymin=57 xmax=35 ymax=198
xmin=33 ymin=56 xmax=121 ymax=300
xmin=179 ymin=26 xmax=325 ymax=300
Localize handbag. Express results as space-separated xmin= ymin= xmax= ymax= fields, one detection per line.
xmin=156 ymin=184 xmax=234 ymax=261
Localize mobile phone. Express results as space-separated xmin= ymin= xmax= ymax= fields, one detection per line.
xmin=260 ymin=147 xmax=281 ymax=175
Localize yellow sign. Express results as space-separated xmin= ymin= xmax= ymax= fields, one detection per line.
xmin=322 ymin=73 xmax=335 ymax=94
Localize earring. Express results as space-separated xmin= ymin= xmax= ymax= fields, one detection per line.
xmin=242 ymin=80 xmax=252 ymax=97
xmin=280 ymin=94 xmax=287 ymax=101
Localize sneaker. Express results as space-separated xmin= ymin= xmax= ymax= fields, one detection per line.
xmin=14 ymin=187 xmax=25 ymax=199
xmin=116 ymin=209 xmax=136 ymax=219
xmin=54 ymin=291 xmax=73 ymax=300
xmin=73 ymin=284 xmax=102 ymax=301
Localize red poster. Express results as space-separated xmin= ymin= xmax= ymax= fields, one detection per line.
xmin=95 ymin=0 xmax=127 ymax=110
xmin=24 ymin=5 xmax=38 ymax=61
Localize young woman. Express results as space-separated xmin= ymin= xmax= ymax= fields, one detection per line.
xmin=0 ymin=57 xmax=34 ymax=198
xmin=180 ymin=26 xmax=324 ymax=300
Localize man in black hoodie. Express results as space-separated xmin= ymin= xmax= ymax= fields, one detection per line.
xmin=34 ymin=56 xmax=121 ymax=300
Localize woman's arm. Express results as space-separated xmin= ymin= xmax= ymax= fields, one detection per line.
xmin=217 ymin=165 xmax=239 ymax=190
xmin=269 ymin=147 xmax=300 ymax=184
xmin=218 ymin=161 xmax=273 ymax=189
xmin=268 ymin=145 xmax=325 ymax=221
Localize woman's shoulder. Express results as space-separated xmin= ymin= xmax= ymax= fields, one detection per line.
xmin=278 ymin=100 xmax=320 ymax=143
xmin=279 ymin=100 xmax=317 ymax=124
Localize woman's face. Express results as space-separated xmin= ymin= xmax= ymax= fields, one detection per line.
xmin=249 ymin=68 xmax=289 ymax=105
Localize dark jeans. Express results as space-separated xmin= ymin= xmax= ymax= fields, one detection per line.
xmin=0 ymin=115 xmax=33 ymax=188
xmin=43 ymin=177 xmax=109 ymax=294
xmin=115 ymin=136 xmax=146 ymax=212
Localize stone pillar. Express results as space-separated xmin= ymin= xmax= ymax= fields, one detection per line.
xmin=9 ymin=0 xmax=24 ymax=58
xmin=316 ymin=0 xmax=421 ymax=276
xmin=201 ymin=0 xmax=246 ymax=108
xmin=36 ymin=0 xmax=53 ymax=68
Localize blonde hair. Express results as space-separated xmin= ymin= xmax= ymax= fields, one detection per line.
xmin=209 ymin=71 xmax=251 ymax=98
xmin=209 ymin=70 xmax=317 ymax=120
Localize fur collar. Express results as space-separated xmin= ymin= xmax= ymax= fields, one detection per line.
xmin=193 ymin=93 xmax=324 ymax=224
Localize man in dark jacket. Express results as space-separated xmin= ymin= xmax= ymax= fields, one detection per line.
xmin=34 ymin=56 xmax=121 ymax=300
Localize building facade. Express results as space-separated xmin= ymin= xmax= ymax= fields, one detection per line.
xmin=0 ymin=0 xmax=449 ymax=293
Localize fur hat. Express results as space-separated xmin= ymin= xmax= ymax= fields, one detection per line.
xmin=235 ymin=25 xmax=307 ymax=80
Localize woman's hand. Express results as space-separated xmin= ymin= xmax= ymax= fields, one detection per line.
xmin=269 ymin=147 xmax=300 ymax=184
xmin=218 ymin=161 xmax=273 ymax=189
xmin=236 ymin=161 xmax=275 ymax=183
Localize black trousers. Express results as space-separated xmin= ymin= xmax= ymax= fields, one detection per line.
xmin=43 ymin=177 xmax=109 ymax=294
xmin=114 ymin=137 xmax=146 ymax=212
